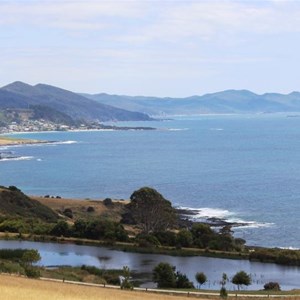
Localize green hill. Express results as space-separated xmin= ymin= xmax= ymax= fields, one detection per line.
xmin=0 ymin=81 xmax=152 ymax=122
xmin=0 ymin=186 xmax=58 ymax=223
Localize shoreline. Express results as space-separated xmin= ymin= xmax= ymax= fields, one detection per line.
xmin=0 ymin=136 xmax=50 ymax=147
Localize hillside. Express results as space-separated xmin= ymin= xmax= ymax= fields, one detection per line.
xmin=83 ymin=90 xmax=300 ymax=116
xmin=0 ymin=82 xmax=151 ymax=122
xmin=0 ymin=186 xmax=58 ymax=222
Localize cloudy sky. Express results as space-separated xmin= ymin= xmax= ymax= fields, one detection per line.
xmin=1 ymin=0 xmax=300 ymax=97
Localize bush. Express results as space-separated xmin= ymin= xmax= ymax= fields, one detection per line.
xmin=154 ymin=231 xmax=177 ymax=247
xmin=0 ymin=261 xmax=25 ymax=274
xmin=264 ymin=282 xmax=281 ymax=291
xmin=86 ymin=206 xmax=95 ymax=213
xmin=24 ymin=266 xmax=40 ymax=278
xmin=63 ymin=208 xmax=73 ymax=219
xmin=136 ymin=234 xmax=160 ymax=247
xmin=103 ymin=198 xmax=113 ymax=207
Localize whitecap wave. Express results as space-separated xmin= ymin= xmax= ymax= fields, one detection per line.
xmin=168 ymin=128 xmax=189 ymax=131
xmin=178 ymin=206 xmax=233 ymax=219
xmin=52 ymin=140 xmax=78 ymax=145
xmin=177 ymin=206 xmax=274 ymax=228
xmin=0 ymin=156 xmax=34 ymax=162
xmin=210 ymin=128 xmax=224 ymax=131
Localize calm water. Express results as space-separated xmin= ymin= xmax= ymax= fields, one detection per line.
xmin=1 ymin=240 xmax=299 ymax=290
xmin=1 ymin=114 xmax=300 ymax=248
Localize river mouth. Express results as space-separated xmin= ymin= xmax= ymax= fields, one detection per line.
xmin=0 ymin=239 xmax=299 ymax=291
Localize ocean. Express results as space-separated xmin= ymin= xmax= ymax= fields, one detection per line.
xmin=1 ymin=114 xmax=300 ymax=248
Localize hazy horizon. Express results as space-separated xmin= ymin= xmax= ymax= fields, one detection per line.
xmin=1 ymin=1 xmax=300 ymax=97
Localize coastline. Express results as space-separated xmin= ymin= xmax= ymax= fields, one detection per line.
xmin=0 ymin=136 xmax=49 ymax=147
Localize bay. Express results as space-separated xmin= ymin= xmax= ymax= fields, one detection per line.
xmin=1 ymin=114 xmax=300 ymax=248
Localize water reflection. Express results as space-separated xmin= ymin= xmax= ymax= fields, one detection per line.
xmin=0 ymin=240 xmax=299 ymax=290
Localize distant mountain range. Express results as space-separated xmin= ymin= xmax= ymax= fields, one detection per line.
xmin=0 ymin=81 xmax=151 ymax=123
xmin=82 ymin=90 xmax=300 ymax=116
xmin=1 ymin=81 xmax=300 ymax=126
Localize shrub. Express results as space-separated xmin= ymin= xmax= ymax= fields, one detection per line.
xmin=264 ymin=282 xmax=281 ymax=291
xmin=24 ymin=266 xmax=40 ymax=278
xmin=136 ymin=234 xmax=160 ymax=247
xmin=86 ymin=206 xmax=95 ymax=213
xmin=63 ymin=208 xmax=73 ymax=219
xmin=103 ymin=198 xmax=113 ymax=207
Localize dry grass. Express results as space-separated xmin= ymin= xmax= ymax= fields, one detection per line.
xmin=0 ymin=275 xmax=207 ymax=300
xmin=0 ymin=136 xmax=39 ymax=145
xmin=33 ymin=196 xmax=127 ymax=221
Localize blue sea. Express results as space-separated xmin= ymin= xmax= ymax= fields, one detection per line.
xmin=1 ymin=114 xmax=300 ymax=248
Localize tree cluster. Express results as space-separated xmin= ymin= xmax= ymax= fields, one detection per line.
xmin=50 ymin=219 xmax=129 ymax=242
xmin=249 ymin=248 xmax=300 ymax=266
xmin=153 ymin=262 xmax=194 ymax=289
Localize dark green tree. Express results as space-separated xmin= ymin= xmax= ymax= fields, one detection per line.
xmin=50 ymin=220 xmax=70 ymax=237
xmin=21 ymin=249 xmax=41 ymax=266
xmin=195 ymin=272 xmax=207 ymax=288
xmin=126 ymin=187 xmax=177 ymax=234
xmin=231 ymin=271 xmax=251 ymax=290
xmin=175 ymin=271 xmax=194 ymax=288
xmin=176 ymin=229 xmax=193 ymax=247
xmin=153 ymin=262 xmax=176 ymax=288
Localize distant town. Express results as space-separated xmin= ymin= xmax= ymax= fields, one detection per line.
xmin=0 ymin=119 xmax=108 ymax=134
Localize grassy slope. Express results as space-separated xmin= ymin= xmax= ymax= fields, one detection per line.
xmin=0 ymin=187 xmax=58 ymax=222
xmin=33 ymin=196 xmax=127 ymax=222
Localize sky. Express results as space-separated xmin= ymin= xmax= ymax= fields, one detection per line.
xmin=1 ymin=0 xmax=300 ymax=97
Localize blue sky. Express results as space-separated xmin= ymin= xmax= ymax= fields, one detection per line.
xmin=1 ymin=0 xmax=300 ymax=97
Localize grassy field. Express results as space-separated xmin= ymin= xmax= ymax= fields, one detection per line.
xmin=0 ymin=136 xmax=40 ymax=145
xmin=33 ymin=196 xmax=128 ymax=222
xmin=0 ymin=275 xmax=209 ymax=300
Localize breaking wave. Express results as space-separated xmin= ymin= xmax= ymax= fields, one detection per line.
xmin=177 ymin=206 xmax=274 ymax=228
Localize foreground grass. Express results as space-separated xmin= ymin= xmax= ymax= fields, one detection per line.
xmin=0 ymin=274 xmax=209 ymax=300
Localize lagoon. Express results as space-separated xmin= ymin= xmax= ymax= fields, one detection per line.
xmin=0 ymin=240 xmax=299 ymax=290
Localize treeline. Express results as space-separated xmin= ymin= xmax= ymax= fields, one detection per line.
xmin=0 ymin=218 xmax=129 ymax=243
xmin=50 ymin=219 xmax=129 ymax=242
xmin=136 ymin=223 xmax=246 ymax=252
xmin=250 ymin=248 xmax=300 ymax=266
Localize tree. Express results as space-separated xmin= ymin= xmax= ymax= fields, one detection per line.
xmin=120 ymin=266 xmax=133 ymax=290
xmin=126 ymin=187 xmax=177 ymax=234
xmin=50 ymin=220 xmax=70 ymax=237
xmin=195 ymin=272 xmax=207 ymax=288
xmin=153 ymin=262 xmax=176 ymax=288
xmin=21 ymin=249 xmax=41 ymax=266
xmin=177 ymin=229 xmax=193 ymax=247
xmin=220 ymin=273 xmax=228 ymax=299
xmin=153 ymin=262 xmax=193 ymax=289
xmin=231 ymin=271 xmax=251 ymax=290
xmin=175 ymin=271 xmax=194 ymax=289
